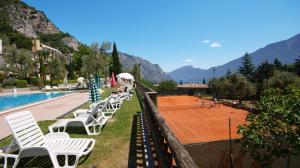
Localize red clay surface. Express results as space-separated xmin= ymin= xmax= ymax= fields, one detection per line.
xmin=157 ymin=96 xmax=248 ymax=144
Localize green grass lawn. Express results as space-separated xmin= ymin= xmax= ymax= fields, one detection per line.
xmin=0 ymin=88 xmax=142 ymax=168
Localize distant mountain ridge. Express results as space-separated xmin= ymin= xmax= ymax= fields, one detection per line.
xmin=119 ymin=52 xmax=170 ymax=82
xmin=0 ymin=0 xmax=170 ymax=82
xmin=169 ymin=33 xmax=300 ymax=82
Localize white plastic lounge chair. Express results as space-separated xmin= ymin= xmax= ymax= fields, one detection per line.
xmin=91 ymin=95 xmax=123 ymax=111
xmin=73 ymin=95 xmax=121 ymax=119
xmin=0 ymin=149 xmax=18 ymax=168
xmin=49 ymin=100 xmax=111 ymax=135
xmin=5 ymin=111 xmax=95 ymax=168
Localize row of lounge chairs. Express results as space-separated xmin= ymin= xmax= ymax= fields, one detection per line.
xmin=0 ymin=89 xmax=133 ymax=168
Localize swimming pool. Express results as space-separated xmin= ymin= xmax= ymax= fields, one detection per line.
xmin=0 ymin=92 xmax=71 ymax=112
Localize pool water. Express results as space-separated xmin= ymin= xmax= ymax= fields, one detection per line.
xmin=0 ymin=92 xmax=70 ymax=112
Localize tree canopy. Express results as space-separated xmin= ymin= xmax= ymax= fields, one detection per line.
xmin=238 ymin=87 xmax=300 ymax=167
xmin=267 ymin=70 xmax=300 ymax=89
xmin=109 ymin=42 xmax=122 ymax=75
xmin=238 ymin=52 xmax=255 ymax=80
xmin=212 ymin=73 xmax=256 ymax=101
xmin=48 ymin=58 xmax=67 ymax=83
xmin=81 ymin=43 xmax=108 ymax=78
xmin=2 ymin=44 xmax=33 ymax=79
xmin=131 ymin=63 xmax=140 ymax=81
xmin=157 ymin=80 xmax=177 ymax=94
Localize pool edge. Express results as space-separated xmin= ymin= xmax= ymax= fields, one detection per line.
xmin=0 ymin=92 xmax=77 ymax=115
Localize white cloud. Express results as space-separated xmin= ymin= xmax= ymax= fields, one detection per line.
xmin=202 ymin=40 xmax=210 ymax=44
xmin=210 ymin=41 xmax=221 ymax=48
xmin=184 ymin=59 xmax=193 ymax=63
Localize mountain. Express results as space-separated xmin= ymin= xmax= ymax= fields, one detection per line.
xmin=119 ymin=52 xmax=170 ymax=82
xmin=169 ymin=33 xmax=300 ymax=82
xmin=0 ymin=0 xmax=80 ymax=52
xmin=0 ymin=1 xmax=170 ymax=82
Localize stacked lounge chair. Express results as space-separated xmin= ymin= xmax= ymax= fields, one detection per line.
xmin=4 ymin=111 xmax=95 ymax=168
xmin=1 ymin=85 xmax=134 ymax=167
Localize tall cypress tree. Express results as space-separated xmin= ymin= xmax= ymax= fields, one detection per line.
xmin=238 ymin=52 xmax=255 ymax=80
xmin=109 ymin=42 xmax=122 ymax=75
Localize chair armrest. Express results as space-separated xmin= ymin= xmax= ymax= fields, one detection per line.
xmin=73 ymin=109 xmax=90 ymax=117
xmin=45 ymin=132 xmax=70 ymax=140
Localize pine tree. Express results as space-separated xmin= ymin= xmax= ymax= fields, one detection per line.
xmin=226 ymin=69 xmax=232 ymax=76
xmin=109 ymin=42 xmax=122 ymax=75
xmin=273 ymin=57 xmax=282 ymax=70
xmin=238 ymin=52 xmax=255 ymax=80
xmin=202 ymin=78 xmax=206 ymax=84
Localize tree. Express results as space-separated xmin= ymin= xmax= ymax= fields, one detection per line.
xmin=72 ymin=44 xmax=90 ymax=73
xmin=254 ymin=60 xmax=274 ymax=89
xmin=238 ymin=87 xmax=300 ymax=167
xmin=238 ymin=52 xmax=255 ymax=80
xmin=81 ymin=43 xmax=108 ymax=78
xmin=131 ymin=63 xmax=140 ymax=81
xmin=141 ymin=78 xmax=155 ymax=89
xmin=65 ymin=62 xmax=76 ymax=79
xmin=213 ymin=73 xmax=256 ymax=102
xmin=226 ymin=69 xmax=232 ymax=76
xmin=202 ymin=78 xmax=206 ymax=84
xmin=109 ymin=42 xmax=122 ymax=75
xmin=267 ymin=71 xmax=300 ymax=89
xmin=3 ymin=44 xmax=33 ymax=79
xmin=294 ymin=56 xmax=300 ymax=76
xmin=100 ymin=41 xmax=111 ymax=54
xmin=273 ymin=57 xmax=282 ymax=70
xmin=157 ymin=80 xmax=177 ymax=94
xmin=37 ymin=50 xmax=49 ymax=87
xmin=48 ymin=58 xmax=67 ymax=84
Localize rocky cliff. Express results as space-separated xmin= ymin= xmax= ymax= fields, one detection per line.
xmin=1 ymin=0 xmax=79 ymax=51
xmin=119 ymin=52 xmax=170 ymax=82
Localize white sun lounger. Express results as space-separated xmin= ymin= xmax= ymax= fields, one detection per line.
xmin=0 ymin=149 xmax=18 ymax=168
xmin=73 ymin=94 xmax=124 ymax=119
xmin=49 ymin=98 xmax=111 ymax=135
xmin=5 ymin=111 xmax=95 ymax=168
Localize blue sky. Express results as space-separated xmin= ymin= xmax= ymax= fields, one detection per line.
xmin=23 ymin=0 xmax=300 ymax=72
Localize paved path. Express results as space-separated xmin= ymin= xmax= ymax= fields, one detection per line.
xmin=0 ymin=92 xmax=89 ymax=139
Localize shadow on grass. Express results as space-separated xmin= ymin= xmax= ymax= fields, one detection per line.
xmin=128 ymin=112 xmax=145 ymax=168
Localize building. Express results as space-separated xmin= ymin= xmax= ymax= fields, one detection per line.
xmin=176 ymin=83 xmax=209 ymax=96
xmin=32 ymin=39 xmax=72 ymax=64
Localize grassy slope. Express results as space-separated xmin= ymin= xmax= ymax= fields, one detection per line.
xmin=0 ymin=88 xmax=141 ymax=168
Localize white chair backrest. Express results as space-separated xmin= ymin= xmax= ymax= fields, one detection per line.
xmin=86 ymin=96 xmax=112 ymax=123
xmin=5 ymin=111 xmax=46 ymax=148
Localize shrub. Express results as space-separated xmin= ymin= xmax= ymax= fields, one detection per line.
xmin=157 ymin=80 xmax=177 ymax=94
xmin=2 ymin=78 xmax=16 ymax=88
xmin=15 ymin=79 xmax=27 ymax=88
xmin=67 ymin=79 xmax=77 ymax=84
xmin=28 ymin=77 xmax=40 ymax=86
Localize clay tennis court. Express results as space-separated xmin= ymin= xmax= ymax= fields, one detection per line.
xmin=157 ymin=96 xmax=248 ymax=144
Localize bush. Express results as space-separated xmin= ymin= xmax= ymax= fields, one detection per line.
xmin=2 ymin=78 xmax=16 ymax=88
xmin=15 ymin=79 xmax=27 ymax=88
xmin=28 ymin=77 xmax=40 ymax=86
xmin=1 ymin=78 xmax=28 ymax=88
xmin=68 ymin=79 xmax=77 ymax=84
xmin=157 ymin=80 xmax=177 ymax=94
